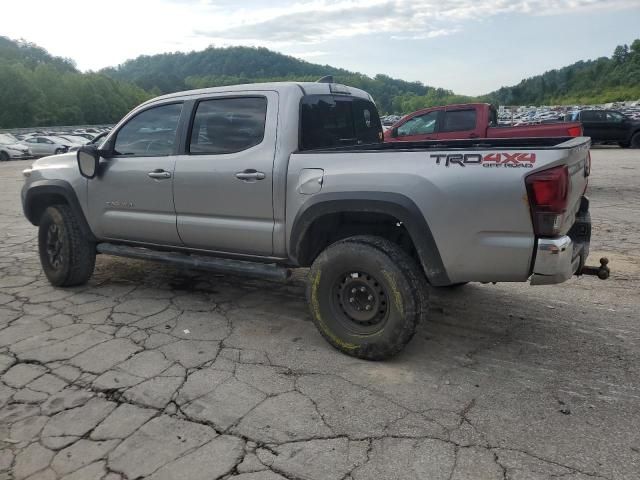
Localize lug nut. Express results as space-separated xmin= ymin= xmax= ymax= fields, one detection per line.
xmin=365 ymin=305 xmax=372 ymax=311
xmin=349 ymin=297 xmax=355 ymax=303
xmin=367 ymin=295 xmax=373 ymax=301
xmin=360 ymin=287 xmax=366 ymax=292
xmin=351 ymin=288 xmax=357 ymax=293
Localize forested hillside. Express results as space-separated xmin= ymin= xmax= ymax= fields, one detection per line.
xmin=484 ymin=40 xmax=640 ymax=105
xmin=101 ymin=46 xmax=441 ymax=113
xmin=0 ymin=37 xmax=148 ymax=128
xmin=1 ymin=36 xmax=638 ymax=128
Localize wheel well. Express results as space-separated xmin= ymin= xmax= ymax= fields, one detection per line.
xmin=27 ymin=193 xmax=68 ymax=225
xmin=296 ymin=211 xmax=419 ymax=267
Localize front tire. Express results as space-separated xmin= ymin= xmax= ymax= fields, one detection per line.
xmin=307 ymin=236 xmax=428 ymax=360
xmin=0 ymin=151 xmax=9 ymax=162
xmin=38 ymin=205 xmax=96 ymax=287
xmin=631 ymin=133 xmax=640 ymax=149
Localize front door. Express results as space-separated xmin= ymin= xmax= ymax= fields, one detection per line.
xmin=394 ymin=110 xmax=440 ymax=141
xmin=87 ymin=102 xmax=183 ymax=246
xmin=173 ymin=92 xmax=277 ymax=256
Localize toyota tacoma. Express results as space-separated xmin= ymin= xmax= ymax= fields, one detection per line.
xmin=21 ymin=80 xmax=606 ymax=360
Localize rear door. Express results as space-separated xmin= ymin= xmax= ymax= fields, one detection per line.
xmin=435 ymin=107 xmax=480 ymax=140
xmin=580 ymin=110 xmax=606 ymax=141
xmin=173 ymin=92 xmax=277 ymax=255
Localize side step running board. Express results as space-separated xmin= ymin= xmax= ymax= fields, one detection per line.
xmin=96 ymin=243 xmax=292 ymax=282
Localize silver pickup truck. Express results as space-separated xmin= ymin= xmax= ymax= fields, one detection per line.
xmin=21 ymin=80 xmax=607 ymax=359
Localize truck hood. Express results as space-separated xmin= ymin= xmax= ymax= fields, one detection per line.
xmin=29 ymin=152 xmax=77 ymax=173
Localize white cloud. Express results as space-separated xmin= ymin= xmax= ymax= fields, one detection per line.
xmin=191 ymin=0 xmax=640 ymax=46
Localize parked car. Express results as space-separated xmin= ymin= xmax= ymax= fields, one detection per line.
xmin=565 ymin=110 xmax=640 ymax=148
xmin=0 ymin=133 xmax=33 ymax=161
xmin=56 ymin=135 xmax=91 ymax=146
xmin=384 ymin=103 xmax=583 ymax=142
xmin=22 ymin=136 xmax=72 ymax=157
xmin=21 ymin=81 xmax=605 ymax=360
xmin=68 ymin=132 xmax=108 ymax=152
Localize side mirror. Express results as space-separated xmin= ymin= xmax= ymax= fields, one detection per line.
xmin=391 ymin=128 xmax=398 ymax=138
xmin=77 ymin=145 xmax=100 ymax=179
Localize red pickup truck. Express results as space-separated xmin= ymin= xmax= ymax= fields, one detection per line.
xmin=384 ymin=103 xmax=583 ymax=142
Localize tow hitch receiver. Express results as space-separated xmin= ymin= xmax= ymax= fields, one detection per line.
xmin=580 ymin=257 xmax=610 ymax=280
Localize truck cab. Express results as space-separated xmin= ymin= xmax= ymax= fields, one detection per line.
xmin=384 ymin=103 xmax=582 ymax=142
xmin=567 ymin=110 xmax=640 ymax=148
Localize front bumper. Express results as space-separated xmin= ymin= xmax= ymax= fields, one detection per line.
xmin=8 ymin=151 xmax=34 ymax=160
xmin=530 ymin=196 xmax=591 ymax=285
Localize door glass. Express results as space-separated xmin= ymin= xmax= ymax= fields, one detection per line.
xmin=189 ymin=97 xmax=267 ymax=154
xmin=114 ymin=103 xmax=182 ymax=156
xmin=397 ymin=111 xmax=438 ymax=137
xmin=582 ymin=111 xmax=605 ymax=122
xmin=441 ymin=109 xmax=477 ymax=132
xmin=606 ymin=111 xmax=625 ymax=123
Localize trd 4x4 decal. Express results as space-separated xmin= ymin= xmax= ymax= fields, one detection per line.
xmin=431 ymin=152 xmax=537 ymax=168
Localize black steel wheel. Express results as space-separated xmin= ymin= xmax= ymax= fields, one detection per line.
xmin=307 ymin=235 xmax=428 ymax=360
xmin=332 ymin=270 xmax=389 ymax=335
xmin=38 ymin=205 xmax=96 ymax=287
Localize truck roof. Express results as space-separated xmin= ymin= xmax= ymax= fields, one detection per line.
xmin=141 ymin=82 xmax=373 ymax=107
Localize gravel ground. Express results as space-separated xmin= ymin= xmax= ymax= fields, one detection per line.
xmin=0 ymin=147 xmax=638 ymax=480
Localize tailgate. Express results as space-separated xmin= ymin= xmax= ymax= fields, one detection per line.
xmin=558 ymin=139 xmax=590 ymax=235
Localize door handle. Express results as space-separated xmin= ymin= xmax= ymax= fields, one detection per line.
xmin=235 ymin=170 xmax=266 ymax=181
xmin=148 ymin=169 xmax=172 ymax=179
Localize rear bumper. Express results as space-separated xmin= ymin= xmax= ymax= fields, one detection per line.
xmin=530 ymin=196 xmax=591 ymax=285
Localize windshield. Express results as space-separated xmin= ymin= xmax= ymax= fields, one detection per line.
xmin=300 ymin=95 xmax=382 ymax=150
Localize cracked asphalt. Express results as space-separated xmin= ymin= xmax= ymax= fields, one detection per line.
xmin=1 ymin=147 xmax=639 ymax=480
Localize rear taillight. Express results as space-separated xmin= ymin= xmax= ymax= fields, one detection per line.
xmin=526 ymin=165 xmax=570 ymax=236
xmin=567 ymin=125 xmax=582 ymax=137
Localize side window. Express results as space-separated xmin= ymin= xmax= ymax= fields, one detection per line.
xmin=397 ymin=111 xmax=438 ymax=137
xmin=606 ymin=111 xmax=624 ymax=123
xmin=114 ymin=103 xmax=182 ymax=156
xmin=441 ymin=109 xmax=477 ymax=132
xmin=582 ymin=111 xmax=605 ymax=122
xmin=26 ymin=138 xmax=37 ymax=143
xmin=189 ymin=97 xmax=267 ymax=155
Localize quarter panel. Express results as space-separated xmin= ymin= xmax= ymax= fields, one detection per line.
xmin=286 ymin=147 xmax=576 ymax=283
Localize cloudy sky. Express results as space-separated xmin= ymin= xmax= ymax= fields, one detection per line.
xmin=4 ymin=0 xmax=640 ymax=94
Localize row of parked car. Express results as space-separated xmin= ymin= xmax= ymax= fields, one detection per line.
xmin=0 ymin=127 xmax=111 ymax=161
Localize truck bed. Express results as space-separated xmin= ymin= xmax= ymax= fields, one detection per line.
xmin=300 ymin=136 xmax=586 ymax=153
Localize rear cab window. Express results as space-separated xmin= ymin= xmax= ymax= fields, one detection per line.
xmin=300 ymin=95 xmax=382 ymax=150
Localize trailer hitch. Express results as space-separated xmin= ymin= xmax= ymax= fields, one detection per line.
xmin=580 ymin=257 xmax=610 ymax=280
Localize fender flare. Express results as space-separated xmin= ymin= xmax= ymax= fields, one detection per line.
xmin=289 ymin=191 xmax=450 ymax=286
xmin=22 ymin=179 xmax=95 ymax=240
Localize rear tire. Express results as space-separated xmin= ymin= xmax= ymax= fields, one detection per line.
xmin=54 ymin=148 xmax=65 ymax=155
xmin=38 ymin=205 xmax=96 ymax=287
xmin=631 ymin=133 xmax=640 ymax=149
xmin=0 ymin=151 xmax=9 ymax=162
xmin=306 ymin=235 xmax=428 ymax=360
